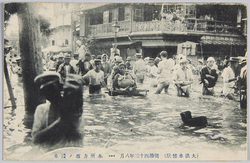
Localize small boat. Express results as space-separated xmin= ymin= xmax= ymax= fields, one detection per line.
xmin=180 ymin=111 xmax=207 ymax=127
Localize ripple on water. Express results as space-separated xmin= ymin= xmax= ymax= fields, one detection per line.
xmin=3 ymin=78 xmax=247 ymax=159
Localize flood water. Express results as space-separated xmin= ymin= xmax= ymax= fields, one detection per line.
xmin=3 ymin=75 xmax=247 ymax=160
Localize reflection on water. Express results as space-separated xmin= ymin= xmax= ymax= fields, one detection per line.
xmin=3 ymin=76 xmax=247 ymax=160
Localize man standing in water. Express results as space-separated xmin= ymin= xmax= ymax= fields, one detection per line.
xmin=200 ymin=57 xmax=218 ymax=95
xmin=100 ymin=53 xmax=111 ymax=85
xmin=173 ymin=59 xmax=193 ymax=97
xmin=81 ymin=59 xmax=107 ymax=94
xmin=222 ymin=58 xmax=238 ymax=99
xmin=78 ymin=52 xmax=93 ymax=76
xmin=133 ymin=53 xmax=147 ymax=84
xmin=57 ymin=53 xmax=75 ymax=82
xmin=32 ymin=72 xmax=83 ymax=147
xmin=155 ymin=51 xmax=175 ymax=94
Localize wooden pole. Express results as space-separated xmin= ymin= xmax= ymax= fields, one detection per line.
xmin=4 ymin=57 xmax=16 ymax=109
xmin=17 ymin=3 xmax=45 ymax=114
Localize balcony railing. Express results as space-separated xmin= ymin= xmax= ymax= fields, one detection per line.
xmin=88 ymin=20 xmax=131 ymax=37
xmin=132 ymin=19 xmax=238 ymax=34
xmin=185 ymin=19 xmax=238 ymax=34
xmin=87 ymin=18 xmax=239 ymax=37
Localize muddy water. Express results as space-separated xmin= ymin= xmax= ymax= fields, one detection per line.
xmin=3 ymin=75 xmax=247 ymax=160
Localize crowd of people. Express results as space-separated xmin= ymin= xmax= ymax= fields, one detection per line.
xmin=30 ymin=49 xmax=247 ymax=148
xmin=38 ymin=50 xmax=247 ymax=98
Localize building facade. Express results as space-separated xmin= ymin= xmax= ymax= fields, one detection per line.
xmin=48 ymin=3 xmax=80 ymax=54
xmin=76 ymin=3 xmax=247 ymax=62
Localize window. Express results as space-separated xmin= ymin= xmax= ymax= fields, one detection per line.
xmin=103 ymin=11 xmax=109 ymax=24
xmin=118 ymin=7 xmax=125 ymax=21
xmin=52 ymin=40 xmax=55 ymax=46
xmin=109 ymin=11 xmax=113 ymax=23
xmin=65 ymin=39 xmax=69 ymax=45
xmin=90 ymin=12 xmax=103 ymax=25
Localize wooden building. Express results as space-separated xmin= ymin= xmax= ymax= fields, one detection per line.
xmin=74 ymin=3 xmax=247 ymax=62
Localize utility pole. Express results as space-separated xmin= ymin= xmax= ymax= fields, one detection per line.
xmin=17 ymin=3 xmax=45 ymax=114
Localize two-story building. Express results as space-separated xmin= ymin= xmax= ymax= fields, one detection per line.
xmin=47 ymin=3 xmax=80 ymax=54
xmin=75 ymin=3 xmax=247 ymax=62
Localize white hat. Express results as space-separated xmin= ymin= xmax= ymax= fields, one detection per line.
xmin=198 ymin=59 xmax=203 ymax=63
xmin=207 ymin=57 xmax=215 ymax=62
xmin=180 ymin=58 xmax=188 ymax=64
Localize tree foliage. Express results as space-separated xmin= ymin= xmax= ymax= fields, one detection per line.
xmin=39 ymin=16 xmax=52 ymax=36
xmin=4 ymin=3 xmax=52 ymax=36
xmin=4 ymin=3 xmax=20 ymax=29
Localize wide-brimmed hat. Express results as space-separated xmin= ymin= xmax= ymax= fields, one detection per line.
xmin=114 ymin=56 xmax=123 ymax=63
xmin=94 ymin=59 xmax=102 ymax=64
xmin=207 ymin=57 xmax=215 ymax=62
xmin=34 ymin=72 xmax=61 ymax=89
xmin=148 ymin=58 xmax=154 ymax=63
xmin=119 ymin=63 xmax=126 ymax=68
xmin=126 ymin=57 xmax=131 ymax=61
xmin=228 ymin=57 xmax=240 ymax=62
xmin=180 ymin=58 xmax=188 ymax=64
xmin=58 ymin=52 xmax=64 ymax=58
xmin=85 ymin=53 xmax=91 ymax=57
xmin=102 ymin=53 xmax=107 ymax=58
xmin=198 ymin=59 xmax=203 ymax=63
xmin=135 ymin=53 xmax=142 ymax=57
xmin=73 ymin=53 xmax=79 ymax=57
xmin=239 ymin=58 xmax=247 ymax=64
xmin=96 ymin=55 xmax=102 ymax=59
xmin=64 ymin=53 xmax=71 ymax=59
xmin=144 ymin=57 xmax=150 ymax=61
xmin=154 ymin=57 xmax=161 ymax=63
xmin=160 ymin=51 xmax=168 ymax=57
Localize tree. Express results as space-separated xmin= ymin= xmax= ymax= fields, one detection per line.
xmin=17 ymin=3 xmax=45 ymax=114
xmin=4 ymin=3 xmax=48 ymax=115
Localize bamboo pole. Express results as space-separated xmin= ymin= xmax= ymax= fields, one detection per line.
xmin=4 ymin=57 xmax=16 ymax=109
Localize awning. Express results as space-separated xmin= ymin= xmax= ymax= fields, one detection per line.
xmin=201 ymin=40 xmax=246 ymax=46
xmin=112 ymin=41 xmax=142 ymax=47
xmin=142 ymin=40 xmax=180 ymax=47
xmin=201 ymin=36 xmax=246 ymax=46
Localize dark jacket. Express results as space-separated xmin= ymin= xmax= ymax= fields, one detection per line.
xmin=200 ymin=66 xmax=218 ymax=88
xmin=78 ymin=59 xmax=93 ymax=76
xmin=57 ymin=63 xmax=75 ymax=81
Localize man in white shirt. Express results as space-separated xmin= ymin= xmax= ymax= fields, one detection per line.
xmin=148 ymin=58 xmax=158 ymax=87
xmin=81 ymin=59 xmax=106 ymax=94
xmin=133 ymin=53 xmax=147 ymax=84
xmin=70 ymin=53 xmax=79 ymax=73
xmin=173 ymin=59 xmax=193 ymax=97
xmin=222 ymin=58 xmax=238 ymax=98
xmin=155 ymin=51 xmax=175 ymax=94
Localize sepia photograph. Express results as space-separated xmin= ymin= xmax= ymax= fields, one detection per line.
xmin=2 ymin=1 xmax=248 ymax=161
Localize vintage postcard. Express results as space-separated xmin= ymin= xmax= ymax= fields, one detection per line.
xmin=2 ymin=1 xmax=248 ymax=161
